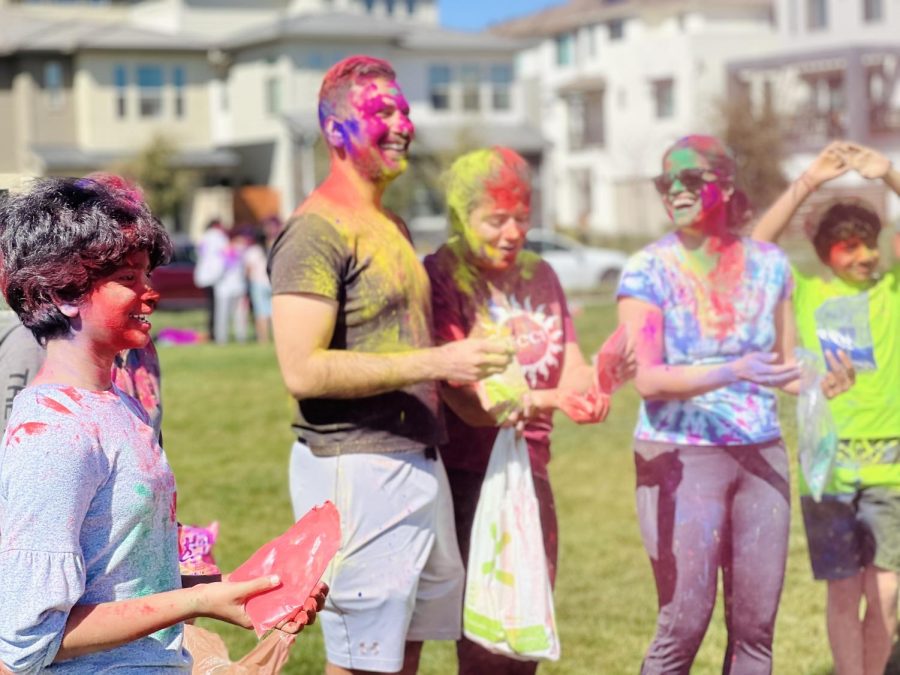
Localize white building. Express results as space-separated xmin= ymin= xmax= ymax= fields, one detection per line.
xmin=0 ymin=0 xmax=538 ymax=241
xmin=497 ymin=0 xmax=780 ymax=238
xmin=729 ymin=0 xmax=900 ymax=224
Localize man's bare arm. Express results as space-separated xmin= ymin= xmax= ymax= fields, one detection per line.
xmin=272 ymin=294 xmax=512 ymax=400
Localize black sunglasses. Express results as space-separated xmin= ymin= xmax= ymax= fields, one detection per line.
xmin=652 ymin=168 xmax=717 ymax=195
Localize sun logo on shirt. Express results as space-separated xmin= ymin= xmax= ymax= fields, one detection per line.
xmin=490 ymin=297 xmax=564 ymax=386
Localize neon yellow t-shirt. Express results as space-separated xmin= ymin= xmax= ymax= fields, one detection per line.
xmin=793 ymin=263 xmax=900 ymax=440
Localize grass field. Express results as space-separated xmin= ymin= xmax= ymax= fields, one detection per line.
xmin=157 ymin=303 xmax=896 ymax=675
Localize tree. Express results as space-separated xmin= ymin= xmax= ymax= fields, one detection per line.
xmin=717 ymin=94 xmax=788 ymax=213
xmin=117 ymin=135 xmax=197 ymax=228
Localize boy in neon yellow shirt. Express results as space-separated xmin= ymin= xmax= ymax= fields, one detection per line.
xmin=754 ymin=141 xmax=900 ymax=675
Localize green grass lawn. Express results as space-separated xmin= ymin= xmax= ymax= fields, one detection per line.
xmin=156 ymin=303 xmax=892 ymax=675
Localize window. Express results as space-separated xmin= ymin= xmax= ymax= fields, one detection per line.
xmin=364 ymin=0 xmax=376 ymax=11
xmin=385 ymin=0 xmax=395 ymax=15
xmin=114 ymin=64 xmax=127 ymax=118
xmin=43 ymin=61 xmax=63 ymax=109
xmin=608 ymin=19 xmax=625 ymax=40
xmin=807 ymin=0 xmax=828 ymax=29
xmin=265 ymin=76 xmax=281 ymax=116
xmin=490 ymin=64 xmax=513 ymax=111
xmin=173 ymin=66 xmax=185 ymax=118
xmin=460 ymin=64 xmax=480 ymax=111
xmin=405 ymin=0 xmax=415 ymax=14
xmin=567 ymin=90 xmax=605 ymax=150
xmin=136 ymin=64 xmax=164 ymax=118
xmin=863 ymin=0 xmax=883 ymax=22
xmin=555 ymin=33 xmax=574 ymax=66
xmin=428 ymin=65 xmax=451 ymax=110
xmin=652 ymin=78 xmax=674 ymax=118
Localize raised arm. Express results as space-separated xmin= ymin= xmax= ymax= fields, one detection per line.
xmin=753 ymin=141 xmax=851 ymax=244
xmin=618 ymin=297 xmax=800 ymax=400
xmin=271 ymin=293 xmax=511 ymax=400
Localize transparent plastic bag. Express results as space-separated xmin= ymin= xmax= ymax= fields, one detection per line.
xmin=463 ymin=428 xmax=559 ymax=661
xmin=795 ymin=348 xmax=839 ymax=501
xmin=815 ymin=291 xmax=876 ymax=371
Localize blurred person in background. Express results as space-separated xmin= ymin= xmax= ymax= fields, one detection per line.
xmin=193 ymin=219 xmax=228 ymax=342
xmin=243 ymin=227 xmax=273 ymax=343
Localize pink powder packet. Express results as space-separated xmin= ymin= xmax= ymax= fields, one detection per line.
xmin=178 ymin=521 xmax=221 ymax=578
xmin=594 ymin=324 xmax=630 ymax=394
xmin=230 ymin=501 xmax=341 ymax=637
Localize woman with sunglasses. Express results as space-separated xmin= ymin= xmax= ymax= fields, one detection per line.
xmin=617 ymin=135 xmax=853 ymax=674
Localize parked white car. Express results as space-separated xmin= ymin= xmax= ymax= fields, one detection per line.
xmin=524 ymin=229 xmax=628 ymax=291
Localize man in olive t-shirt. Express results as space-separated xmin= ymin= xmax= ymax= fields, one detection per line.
xmin=268 ymin=56 xmax=510 ymax=675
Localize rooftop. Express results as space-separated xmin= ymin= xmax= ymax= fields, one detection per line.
xmin=491 ymin=0 xmax=773 ymax=38
xmin=0 ymin=9 xmax=211 ymax=54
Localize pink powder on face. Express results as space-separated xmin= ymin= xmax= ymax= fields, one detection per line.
xmin=484 ymin=148 xmax=530 ymax=213
xmin=344 ymin=80 xmax=413 ymax=157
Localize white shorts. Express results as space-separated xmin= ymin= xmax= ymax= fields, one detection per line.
xmin=289 ymin=441 xmax=464 ymax=672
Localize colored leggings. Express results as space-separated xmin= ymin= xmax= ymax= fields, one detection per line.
xmin=446 ymin=467 xmax=558 ymax=675
xmin=634 ymin=439 xmax=790 ymax=675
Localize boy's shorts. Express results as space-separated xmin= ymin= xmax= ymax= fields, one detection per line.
xmin=801 ymin=438 xmax=900 ymax=580
xmin=289 ymin=441 xmax=464 ymax=672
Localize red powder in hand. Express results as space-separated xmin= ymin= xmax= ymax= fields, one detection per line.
xmin=230 ymin=501 xmax=341 ymax=637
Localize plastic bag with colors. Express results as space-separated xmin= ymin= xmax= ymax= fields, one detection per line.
xmin=463 ymin=428 xmax=559 ymax=661
xmin=229 ymin=501 xmax=341 ymax=637
xmin=796 ymin=348 xmax=839 ymax=502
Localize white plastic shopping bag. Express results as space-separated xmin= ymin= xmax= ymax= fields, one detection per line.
xmin=796 ymin=348 xmax=839 ymax=502
xmin=463 ymin=427 xmax=560 ymax=661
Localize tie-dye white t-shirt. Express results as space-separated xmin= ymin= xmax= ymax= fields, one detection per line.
xmin=618 ymin=233 xmax=793 ymax=446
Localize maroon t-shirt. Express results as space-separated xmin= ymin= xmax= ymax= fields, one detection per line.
xmin=424 ymin=246 xmax=577 ymax=479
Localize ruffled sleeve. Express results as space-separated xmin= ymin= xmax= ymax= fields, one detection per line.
xmin=0 ymin=402 xmax=108 ymax=672
xmin=0 ymin=550 xmax=86 ymax=673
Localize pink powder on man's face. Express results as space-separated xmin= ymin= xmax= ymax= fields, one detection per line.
xmin=343 ymin=80 xmax=413 ymax=161
xmin=230 ymin=501 xmax=341 ymax=637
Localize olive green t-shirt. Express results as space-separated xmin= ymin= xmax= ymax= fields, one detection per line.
xmin=268 ymin=212 xmax=444 ymax=455
xmin=793 ymin=263 xmax=900 ymax=439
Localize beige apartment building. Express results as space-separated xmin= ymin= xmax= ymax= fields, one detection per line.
xmin=0 ymin=0 xmax=535 ymax=239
